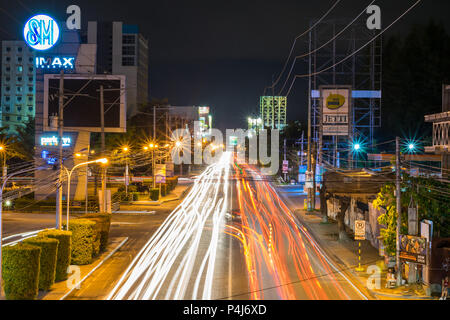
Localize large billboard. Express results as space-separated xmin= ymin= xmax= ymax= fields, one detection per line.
xmin=321 ymin=87 xmax=351 ymax=136
xmin=44 ymin=74 xmax=126 ymax=133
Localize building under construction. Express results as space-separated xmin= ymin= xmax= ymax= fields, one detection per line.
xmin=260 ymin=96 xmax=287 ymax=130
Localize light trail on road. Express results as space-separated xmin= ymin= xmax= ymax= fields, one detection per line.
xmin=234 ymin=164 xmax=367 ymax=300
xmin=107 ymin=152 xmax=231 ymax=300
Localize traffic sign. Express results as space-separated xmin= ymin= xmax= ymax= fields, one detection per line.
xmin=354 ymin=220 xmax=366 ymax=241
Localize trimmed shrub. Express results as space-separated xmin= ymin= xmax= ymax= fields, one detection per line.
xmin=161 ymin=184 xmax=168 ymax=197
xmin=81 ymin=213 xmax=112 ymax=253
xmin=23 ymin=236 xmax=59 ymax=291
xmin=38 ymin=229 xmax=72 ymax=282
xmin=2 ymin=244 xmax=40 ymax=300
xmin=149 ymin=188 xmax=159 ymax=201
xmin=67 ymin=219 xmax=96 ymax=265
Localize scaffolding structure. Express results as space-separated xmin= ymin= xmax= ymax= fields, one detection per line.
xmin=307 ymin=19 xmax=382 ymax=167
xmin=260 ymin=96 xmax=287 ymax=130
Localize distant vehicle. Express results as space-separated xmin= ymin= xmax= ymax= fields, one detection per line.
xmin=225 ymin=209 xmax=242 ymax=222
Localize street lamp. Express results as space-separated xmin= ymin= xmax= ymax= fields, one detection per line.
xmin=65 ymin=158 xmax=108 ymax=229
xmin=122 ymin=146 xmax=130 ymax=195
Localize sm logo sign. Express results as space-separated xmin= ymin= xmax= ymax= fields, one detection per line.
xmin=24 ymin=14 xmax=60 ymax=51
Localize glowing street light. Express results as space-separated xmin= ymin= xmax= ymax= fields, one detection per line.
xmin=66 ymin=158 xmax=108 ymax=229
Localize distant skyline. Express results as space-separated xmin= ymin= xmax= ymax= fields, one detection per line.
xmin=1 ymin=0 xmax=450 ymax=130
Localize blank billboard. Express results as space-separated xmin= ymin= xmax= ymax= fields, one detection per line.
xmin=44 ymin=74 xmax=126 ymax=133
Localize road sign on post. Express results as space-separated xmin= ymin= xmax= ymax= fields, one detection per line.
xmin=355 ymin=220 xmax=366 ymax=272
xmin=354 ymin=220 xmax=366 ymax=240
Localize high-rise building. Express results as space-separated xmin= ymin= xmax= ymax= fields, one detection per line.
xmin=260 ymin=96 xmax=287 ymax=130
xmin=1 ymin=41 xmax=36 ymax=135
xmin=87 ymin=21 xmax=149 ymax=118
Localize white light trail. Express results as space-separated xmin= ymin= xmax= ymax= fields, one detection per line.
xmin=107 ymin=152 xmax=231 ymax=300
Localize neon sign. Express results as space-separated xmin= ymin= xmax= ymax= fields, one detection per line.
xmin=24 ymin=14 xmax=60 ymax=51
xmin=41 ymin=136 xmax=71 ymax=147
xmin=36 ymin=56 xmax=75 ymax=69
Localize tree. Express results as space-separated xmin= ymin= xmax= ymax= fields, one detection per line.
xmin=380 ymin=20 xmax=450 ymax=141
xmin=374 ymin=175 xmax=450 ymax=256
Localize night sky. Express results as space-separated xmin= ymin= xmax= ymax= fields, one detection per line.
xmin=1 ymin=0 xmax=450 ymax=131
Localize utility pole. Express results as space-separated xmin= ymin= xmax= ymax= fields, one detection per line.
xmin=56 ymin=70 xmax=64 ymax=230
xmin=153 ymin=105 xmax=157 ymax=188
xmin=396 ymin=136 xmax=402 ymax=286
xmin=100 ymin=85 xmax=106 ymax=212
xmin=284 ymin=139 xmax=287 ymax=182
xmin=306 ymin=29 xmax=313 ymax=212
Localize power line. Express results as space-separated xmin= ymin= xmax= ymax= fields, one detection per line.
xmin=286 ymin=0 xmax=423 ymax=97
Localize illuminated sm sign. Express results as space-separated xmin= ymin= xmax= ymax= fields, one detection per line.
xmin=24 ymin=14 xmax=60 ymax=51
xmin=41 ymin=136 xmax=71 ymax=147
xmin=35 ymin=56 xmax=75 ymax=70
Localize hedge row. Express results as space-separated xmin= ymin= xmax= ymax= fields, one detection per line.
xmin=66 ymin=219 xmax=96 ymax=265
xmin=38 ymin=230 xmax=72 ymax=281
xmin=1 ymin=244 xmax=40 ymax=300
xmin=2 ymin=213 xmax=112 ymax=299
xmin=23 ymin=237 xmax=59 ymax=291
xmin=149 ymin=188 xmax=159 ymax=201
xmin=82 ymin=213 xmax=112 ymax=252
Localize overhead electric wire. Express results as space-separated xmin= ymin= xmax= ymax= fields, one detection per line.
xmin=285 ymin=0 xmax=423 ymax=97
xmin=265 ymin=0 xmax=343 ymax=95
xmin=277 ymin=0 xmax=376 ymax=96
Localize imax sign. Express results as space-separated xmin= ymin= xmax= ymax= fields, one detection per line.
xmin=24 ymin=14 xmax=60 ymax=51
xmin=36 ymin=56 xmax=75 ymax=70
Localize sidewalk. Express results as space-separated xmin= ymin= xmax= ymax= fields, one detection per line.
xmin=278 ymin=188 xmax=435 ymax=300
xmin=40 ymin=237 xmax=128 ymax=300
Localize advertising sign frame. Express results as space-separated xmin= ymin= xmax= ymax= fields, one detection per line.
xmin=43 ymin=74 xmax=126 ymax=133
xmin=399 ymin=235 xmax=427 ymax=265
xmin=320 ymin=85 xmax=352 ymax=137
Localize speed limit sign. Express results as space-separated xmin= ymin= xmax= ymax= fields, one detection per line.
xmin=354 ymin=220 xmax=366 ymax=241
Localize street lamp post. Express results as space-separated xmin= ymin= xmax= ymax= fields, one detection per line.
xmin=65 ymin=158 xmax=108 ymax=230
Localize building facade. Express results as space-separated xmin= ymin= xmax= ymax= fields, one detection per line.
xmin=1 ymin=41 xmax=36 ymax=135
xmin=87 ymin=21 xmax=149 ymax=118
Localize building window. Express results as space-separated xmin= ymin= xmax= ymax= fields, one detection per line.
xmin=123 ymin=35 xmax=135 ymax=44
xmin=28 ymin=77 xmax=33 ymax=82
xmin=18 ymin=57 xmax=22 ymax=63
xmin=29 ymin=57 xmax=33 ymax=63
xmin=17 ymin=117 xmax=22 ymax=121
xmin=122 ymin=57 xmax=135 ymax=66
xmin=5 ymin=96 xmax=10 ymax=102
xmin=6 ymin=67 xmax=10 ymax=72
xmin=28 ymin=96 xmax=33 ymax=102
xmin=17 ymin=47 xmax=22 ymax=52
xmin=5 ymin=107 xmax=10 ymax=112
xmin=17 ymin=77 xmax=22 ymax=82
xmin=17 ymin=96 xmax=22 ymax=102
xmin=6 ymin=47 xmax=11 ymax=52
xmin=5 ymin=116 xmax=10 ymax=121
xmin=28 ymin=106 xmax=33 ymax=112
xmin=28 ymin=67 xmax=33 ymax=72
xmin=28 ymin=87 xmax=33 ymax=92
xmin=6 ymin=57 xmax=10 ymax=62
xmin=122 ymin=46 xmax=135 ymax=55
xmin=6 ymin=77 xmax=10 ymax=82
xmin=5 ymin=86 xmax=10 ymax=92
xmin=17 ymin=66 xmax=23 ymax=73
xmin=17 ymin=87 xmax=23 ymax=93
xmin=17 ymin=106 xmax=22 ymax=112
